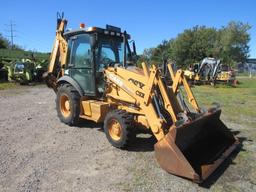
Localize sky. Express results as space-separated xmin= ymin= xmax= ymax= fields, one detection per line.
xmin=0 ymin=0 xmax=255 ymax=57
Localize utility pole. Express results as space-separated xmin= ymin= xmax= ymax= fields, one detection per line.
xmin=10 ymin=20 xmax=14 ymax=49
xmin=5 ymin=20 xmax=16 ymax=49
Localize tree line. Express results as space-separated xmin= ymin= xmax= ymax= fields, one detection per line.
xmin=0 ymin=33 xmax=22 ymax=50
xmin=138 ymin=21 xmax=251 ymax=68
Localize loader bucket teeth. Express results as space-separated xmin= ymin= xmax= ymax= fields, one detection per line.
xmin=155 ymin=109 xmax=239 ymax=182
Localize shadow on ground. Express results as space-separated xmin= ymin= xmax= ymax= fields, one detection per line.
xmin=77 ymin=119 xmax=157 ymax=152
xmin=76 ymin=119 xmax=103 ymax=129
xmin=199 ymin=130 xmax=250 ymax=188
xmin=128 ymin=134 xmax=157 ymax=152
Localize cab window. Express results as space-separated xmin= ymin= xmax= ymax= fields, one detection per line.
xmin=96 ymin=38 xmax=122 ymax=71
xmin=70 ymin=34 xmax=92 ymax=68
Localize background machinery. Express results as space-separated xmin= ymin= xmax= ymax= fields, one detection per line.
xmin=184 ymin=57 xmax=236 ymax=85
xmin=0 ymin=60 xmax=8 ymax=81
xmin=0 ymin=49 xmax=48 ymax=84
xmin=44 ymin=14 xmax=239 ymax=183
xmin=8 ymin=59 xmax=35 ymax=84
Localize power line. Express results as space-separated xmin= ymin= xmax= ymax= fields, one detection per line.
xmin=4 ymin=20 xmax=17 ymax=49
xmin=2 ymin=22 xmax=49 ymax=52
xmin=15 ymin=30 xmax=48 ymax=51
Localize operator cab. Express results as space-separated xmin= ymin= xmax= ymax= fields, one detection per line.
xmin=14 ymin=63 xmax=25 ymax=74
xmin=63 ymin=25 xmax=136 ymax=97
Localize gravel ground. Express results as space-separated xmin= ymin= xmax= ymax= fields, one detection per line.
xmin=0 ymin=85 xmax=255 ymax=192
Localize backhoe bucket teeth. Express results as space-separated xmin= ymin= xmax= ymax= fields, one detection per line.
xmin=155 ymin=109 xmax=239 ymax=182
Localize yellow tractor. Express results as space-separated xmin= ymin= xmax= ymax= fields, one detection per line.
xmin=44 ymin=14 xmax=239 ymax=183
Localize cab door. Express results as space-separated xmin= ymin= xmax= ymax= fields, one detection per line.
xmin=68 ymin=34 xmax=96 ymax=96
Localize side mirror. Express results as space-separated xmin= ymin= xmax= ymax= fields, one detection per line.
xmin=131 ymin=41 xmax=138 ymax=62
xmin=132 ymin=41 xmax=137 ymax=56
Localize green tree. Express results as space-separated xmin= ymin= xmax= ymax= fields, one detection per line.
xmin=136 ymin=48 xmax=154 ymax=66
xmin=151 ymin=40 xmax=170 ymax=65
xmin=0 ymin=33 xmax=23 ymax=50
xmin=0 ymin=33 xmax=10 ymax=49
xmin=142 ymin=21 xmax=251 ymax=68
xmin=219 ymin=21 xmax=251 ymax=65
xmin=138 ymin=40 xmax=173 ymax=67
xmin=170 ymin=26 xmax=218 ymax=67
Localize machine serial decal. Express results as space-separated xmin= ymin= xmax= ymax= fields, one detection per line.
xmin=135 ymin=90 xmax=145 ymax=98
xmin=128 ymin=78 xmax=145 ymax=89
xmin=108 ymin=73 xmax=124 ymax=87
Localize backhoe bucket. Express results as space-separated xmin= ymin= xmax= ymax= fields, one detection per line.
xmin=155 ymin=109 xmax=239 ymax=183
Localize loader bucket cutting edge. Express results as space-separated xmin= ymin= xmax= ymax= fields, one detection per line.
xmin=154 ymin=109 xmax=239 ymax=183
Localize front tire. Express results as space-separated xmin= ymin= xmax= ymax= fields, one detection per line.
xmin=104 ymin=110 xmax=135 ymax=149
xmin=56 ymin=83 xmax=80 ymax=126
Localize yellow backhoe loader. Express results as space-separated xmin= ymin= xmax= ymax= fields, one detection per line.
xmin=44 ymin=14 xmax=239 ymax=183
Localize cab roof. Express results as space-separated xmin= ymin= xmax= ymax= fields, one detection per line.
xmin=64 ymin=25 xmax=131 ymax=39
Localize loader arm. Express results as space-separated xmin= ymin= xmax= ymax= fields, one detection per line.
xmin=43 ymin=18 xmax=68 ymax=92
xmin=104 ymin=63 xmax=186 ymax=141
xmin=104 ymin=65 xmax=165 ymax=140
xmin=167 ymin=64 xmax=200 ymax=112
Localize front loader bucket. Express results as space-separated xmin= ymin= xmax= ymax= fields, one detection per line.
xmin=155 ymin=109 xmax=239 ymax=183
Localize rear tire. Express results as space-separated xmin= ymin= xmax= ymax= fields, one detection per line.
xmin=104 ymin=110 xmax=135 ymax=149
xmin=56 ymin=83 xmax=80 ymax=126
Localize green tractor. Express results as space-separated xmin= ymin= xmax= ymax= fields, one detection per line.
xmin=34 ymin=59 xmax=48 ymax=82
xmin=0 ymin=49 xmax=49 ymax=84
xmin=0 ymin=61 xmax=8 ymax=82
xmin=8 ymin=59 xmax=35 ymax=84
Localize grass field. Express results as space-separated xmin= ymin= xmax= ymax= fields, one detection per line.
xmin=192 ymin=77 xmax=256 ymax=130
xmin=0 ymin=82 xmax=17 ymax=90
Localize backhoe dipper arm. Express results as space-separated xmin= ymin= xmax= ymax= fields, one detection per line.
xmin=43 ymin=18 xmax=68 ymax=92
xmin=212 ymin=59 xmax=221 ymax=81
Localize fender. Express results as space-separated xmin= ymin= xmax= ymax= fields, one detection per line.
xmin=57 ymin=76 xmax=84 ymax=96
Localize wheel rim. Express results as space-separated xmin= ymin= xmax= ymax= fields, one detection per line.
xmin=60 ymin=94 xmax=71 ymax=117
xmin=108 ymin=119 xmax=122 ymax=141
